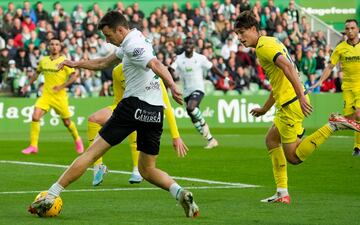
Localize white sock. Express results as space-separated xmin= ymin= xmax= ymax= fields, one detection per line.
xmin=93 ymin=164 xmax=101 ymax=175
xmin=169 ymin=183 xmax=182 ymax=200
xmin=329 ymin=122 xmax=337 ymax=132
xmin=132 ymin=167 xmax=140 ymax=175
xmin=277 ymin=188 xmax=288 ymax=196
xmin=48 ymin=182 xmax=64 ymax=197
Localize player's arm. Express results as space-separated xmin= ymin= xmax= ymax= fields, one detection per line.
xmin=250 ymin=91 xmax=275 ymax=117
xmin=275 ymin=55 xmax=313 ymax=117
xmin=53 ymin=71 xmax=78 ymax=92
xmin=310 ymin=63 xmax=336 ymax=89
xmin=160 ymin=81 xmax=188 ymax=157
xmin=58 ymin=52 xmax=120 ymax=71
xmin=21 ymin=70 xmax=40 ymax=94
xmin=210 ymin=65 xmax=225 ymax=79
xmin=148 ymin=58 xmax=183 ymax=105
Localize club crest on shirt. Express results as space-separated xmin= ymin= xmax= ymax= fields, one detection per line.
xmin=133 ymin=48 xmax=145 ymax=57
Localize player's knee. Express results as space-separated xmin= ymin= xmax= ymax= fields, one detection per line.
xmin=186 ymin=106 xmax=196 ymax=115
xmin=32 ymin=116 xmax=40 ymax=122
xmin=265 ymin=137 xmax=279 ymax=150
xmin=88 ymin=114 xmax=98 ymax=123
xmin=62 ymin=119 xmax=71 ymax=127
xmin=286 ymin=155 xmax=302 ymax=165
xmin=355 ymin=110 xmax=360 ymax=121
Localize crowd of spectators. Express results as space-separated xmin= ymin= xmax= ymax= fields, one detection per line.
xmin=0 ymin=0 xmax=343 ymax=98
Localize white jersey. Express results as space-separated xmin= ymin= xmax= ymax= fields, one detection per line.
xmin=172 ymin=52 xmax=212 ymax=98
xmin=115 ymin=29 xmax=163 ymax=106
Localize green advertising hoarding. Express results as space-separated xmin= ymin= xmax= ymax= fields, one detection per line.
xmin=298 ymin=0 xmax=357 ymax=31
xmin=0 ymin=93 xmax=343 ymax=133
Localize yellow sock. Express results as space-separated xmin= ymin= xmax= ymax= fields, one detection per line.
xmin=30 ymin=121 xmax=40 ymax=147
xmin=296 ymin=124 xmax=333 ymax=161
xmin=87 ymin=121 xmax=103 ymax=166
xmin=355 ymin=130 xmax=360 ymax=149
xmin=67 ymin=121 xmax=81 ymax=141
xmin=269 ymin=146 xmax=288 ymax=189
xmin=128 ymin=131 xmax=139 ymax=168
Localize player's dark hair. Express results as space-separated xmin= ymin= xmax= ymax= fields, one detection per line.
xmin=234 ymin=10 xmax=259 ymax=31
xmin=98 ymin=10 xmax=129 ymax=30
xmin=345 ymin=19 xmax=358 ymax=25
xmin=185 ymin=36 xmax=194 ymax=44
xmin=49 ymin=37 xmax=60 ymax=42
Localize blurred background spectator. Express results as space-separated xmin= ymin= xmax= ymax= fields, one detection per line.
xmin=0 ymin=0 xmax=341 ymax=97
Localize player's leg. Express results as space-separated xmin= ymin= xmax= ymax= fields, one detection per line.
xmin=22 ymin=97 xmax=49 ymax=154
xmin=128 ymin=131 xmax=143 ymax=184
xmin=185 ymin=91 xmax=217 ymax=149
xmin=30 ymin=102 xmax=134 ymax=213
xmin=30 ymin=136 xmax=113 ymax=212
xmin=138 ymin=151 xmax=199 ymax=218
xmin=344 ymin=90 xmax=360 ymax=156
xmin=87 ymin=107 xmax=113 ymax=186
xmin=61 ymin=117 xmax=83 ymax=154
xmin=261 ymin=123 xmax=290 ymax=204
xmin=282 ymin=97 xmax=360 ymax=163
xmin=136 ymin=101 xmax=199 ymax=218
xmin=55 ymin=98 xmax=83 ymax=154
xmin=352 ymin=107 xmax=360 ymax=156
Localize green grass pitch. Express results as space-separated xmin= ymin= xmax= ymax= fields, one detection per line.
xmin=0 ymin=128 xmax=359 ymax=225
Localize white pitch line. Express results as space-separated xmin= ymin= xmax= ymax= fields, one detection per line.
xmin=0 ymin=160 xmax=259 ymax=188
xmin=0 ymin=185 xmax=254 ymax=195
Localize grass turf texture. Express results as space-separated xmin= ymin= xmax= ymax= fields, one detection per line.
xmin=0 ymin=128 xmax=359 ymax=225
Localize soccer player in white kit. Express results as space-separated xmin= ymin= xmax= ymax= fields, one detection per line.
xmin=171 ymin=37 xmax=224 ymax=149
xmin=28 ymin=11 xmax=199 ymax=218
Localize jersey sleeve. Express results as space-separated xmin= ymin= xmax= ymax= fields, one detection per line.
xmin=200 ymin=55 xmax=213 ymax=70
xmin=258 ymin=46 xmax=282 ymax=64
xmin=115 ymin=47 xmax=124 ymax=59
xmin=161 ymin=80 xmax=180 ymax=139
xmin=126 ymin=42 xmax=156 ymax=70
xmin=36 ymin=58 xmax=43 ymax=73
xmin=171 ymin=58 xmax=178 ymax=71
xmin=330 ymin=45 xmax=341 ymax=66
xmin=64 ymin=66 xmax=75 ymax=76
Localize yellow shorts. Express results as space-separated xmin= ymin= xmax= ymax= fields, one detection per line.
xmin=108 ymin=104 xmax=117 ymax=111
xmin=35 ymin=95 xmax=71 ymax=119
xmin=342 ymin=89 xmax=360 ymax=116
xmin=274 ymin=96 xmax=309 ymax=144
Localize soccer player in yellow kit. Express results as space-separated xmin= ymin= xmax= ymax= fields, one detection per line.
xmin=88 ymin=63 xmax=187 ymax=186
xmin=21 ymin=38 xmax=84 ymax=155
xmin=234 ymin=11 xmax=360 ymax=204
xmin=312 ymin=19 xmax=360 ymax=156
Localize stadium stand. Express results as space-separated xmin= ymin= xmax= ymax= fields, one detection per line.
xmin=0 ymin=0 xmax=348 ymax=97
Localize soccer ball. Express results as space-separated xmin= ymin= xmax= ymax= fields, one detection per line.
xmin=33 ymin=191 xmax=63 ymax=217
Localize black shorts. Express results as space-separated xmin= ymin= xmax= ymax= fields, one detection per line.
xmin=184 ymin=90 xmax=205 ymax=107
xmin=99 ymin=97 xmax=164 ymax=155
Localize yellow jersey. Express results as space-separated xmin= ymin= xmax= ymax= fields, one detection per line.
xmin=256 ymin=36 xmax=303 ymax=108
xmin=330 ymin=41 xmax=360 ymax=90
xmin=37 ymin=55 xmax=75 ymax=98
xmin=112 ymin=64 xmax=180 ymax=138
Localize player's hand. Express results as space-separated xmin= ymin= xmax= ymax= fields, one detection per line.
xmin=299 ymin=96 xmax=313 ymax=117
xmin=250 ymin=107 xmax=267 ymax=117
xmin=57 ymin=60 xmax=76 ymax=70
xmin=21 ymin=85 xmax=29 ymax=94
xmin=309 ymin=81 xmax=321 ymax=91
xmin=52 ymin=85 xmax=62 ymax=92
xmin=170 ymin=85 xmax=183 ymax=105
xmin=172 ymin=137 xmax=188 ymax=157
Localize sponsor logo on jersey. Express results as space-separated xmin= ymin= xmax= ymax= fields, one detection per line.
xmin=134 ymin=109 xmax=161 ymax=123
xmin=133 ymin=48 xmax=145 ymax=57
xmin=344 ymin=56 xmax=360 ymax=62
